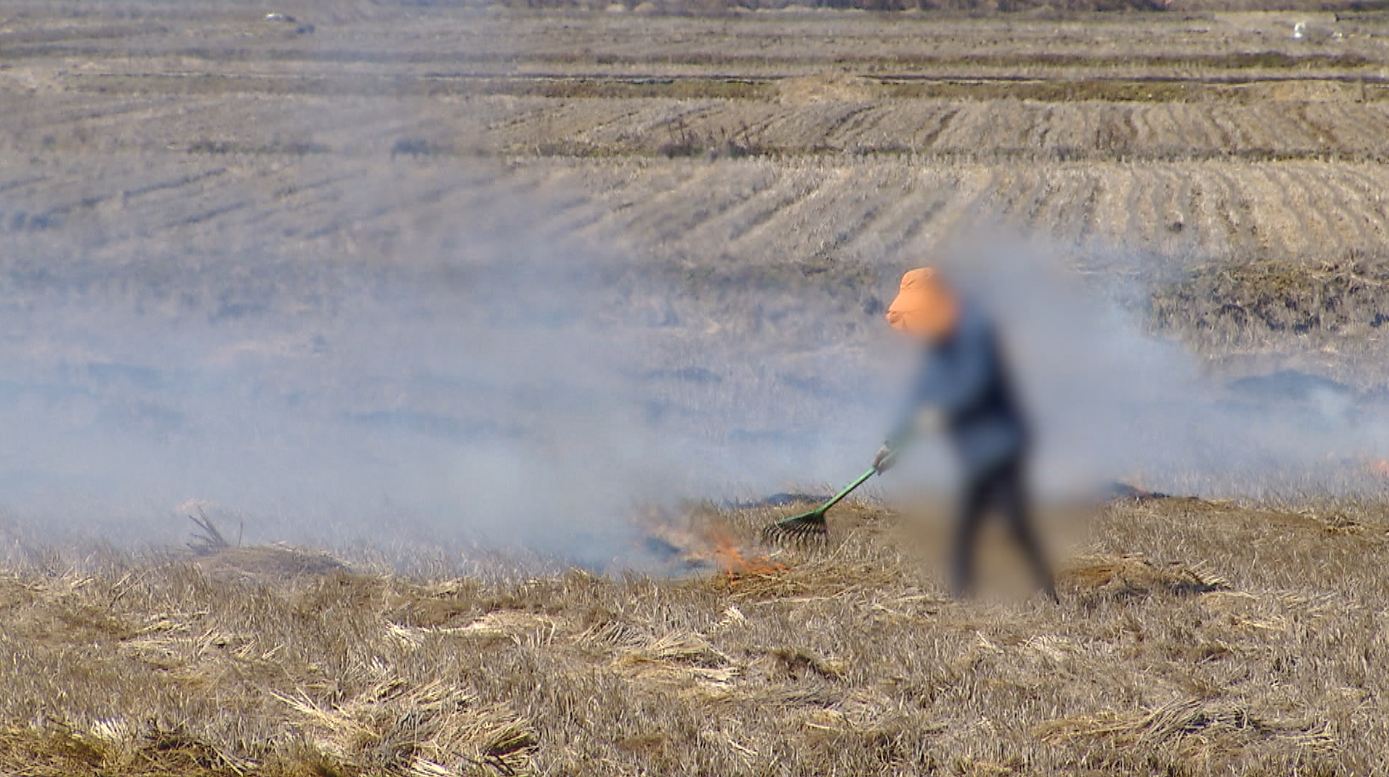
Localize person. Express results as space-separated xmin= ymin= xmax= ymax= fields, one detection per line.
xmin=872 ymin=267 xmax=1058 ymax=603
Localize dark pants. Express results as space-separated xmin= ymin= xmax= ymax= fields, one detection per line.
xmin=952 ymin=456 xmax=1058 ymax=602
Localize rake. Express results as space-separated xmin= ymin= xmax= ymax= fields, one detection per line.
xmin=762 ymin=465 xmax=879 ymax=543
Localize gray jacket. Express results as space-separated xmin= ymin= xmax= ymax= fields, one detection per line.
xmin=888 ymin=305 xmax=1027 ymax=476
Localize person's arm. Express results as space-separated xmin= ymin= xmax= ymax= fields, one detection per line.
xmin=875 ymin=351 xmax=947 ymax=472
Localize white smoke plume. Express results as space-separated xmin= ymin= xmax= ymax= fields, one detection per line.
xmin=0 ymin=167 xmax=895 ymax=568
xmin=927 ymin=233 xmax=1389 ymax=501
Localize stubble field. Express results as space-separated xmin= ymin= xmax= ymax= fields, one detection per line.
xmin=3 ymin=2 xmax=1389 ymax=775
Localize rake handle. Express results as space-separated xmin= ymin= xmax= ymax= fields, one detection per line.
xmin=815 ymin=466 xmax=878 ymax=515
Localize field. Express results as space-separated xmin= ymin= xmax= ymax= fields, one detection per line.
xmin=4 ymin=498 xmax=1388 ymax=775
xmin=3 ymin=1 xmax=1389 ymax=775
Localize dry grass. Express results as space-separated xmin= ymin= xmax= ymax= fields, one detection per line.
xmin=3 ymin=495 xmax=1387 ymax=775
xmin=1152 ymin=254 xmax=1389 ymax=350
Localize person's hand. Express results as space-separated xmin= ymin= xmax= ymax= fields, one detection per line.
xmin=873 ymin=444 xmax=897 ymax=473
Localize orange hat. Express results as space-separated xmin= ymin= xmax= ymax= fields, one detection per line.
xmin=885 ymin=267 xmax=960 ymax=340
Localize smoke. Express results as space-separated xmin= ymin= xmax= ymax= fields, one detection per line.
xmin=7 ymin=181 xmax=1389 ymax=569
xmin=0 ymin=4 xmax=900 ymax=569
xmin=927 ymin=233 xmax=1389 ymax=501
xmin=7 ymin=157 xmax=1389 ymax=571
xmin=0 ymin=164 xmax=899 ymax=568
xmin=4 ymin=9 xmax=1385 ymax=567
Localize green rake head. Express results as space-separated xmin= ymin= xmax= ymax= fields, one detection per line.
xmin=761 ymin=506 xmax=829 ymax=543
xmin=760 ymin=465 xmax=879 ymax=545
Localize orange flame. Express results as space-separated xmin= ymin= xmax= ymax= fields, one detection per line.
xmin=706 ymin=525 xmax=787 ymax=581
xmin=1367 ymin=458 xmax=1389 ymax=478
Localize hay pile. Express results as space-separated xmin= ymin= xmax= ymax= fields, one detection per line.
xmin=1060 ymin=554 xmax=1228 ymax=598
xmin=272 ymin=681 xmax=536 ymax=776
xmin=776 ymin=73 xmax=883 ymax=105
xmin=185 ymin=512 xmax=348 ymax=582
xmin=1036 ymin=697 xmax=1336 ymax=754
xmin=191 ymin=545 xmax=348 ymax=582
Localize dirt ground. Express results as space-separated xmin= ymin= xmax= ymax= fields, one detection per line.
xmin=4 ymin=2 xmax=1389 ymax=775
